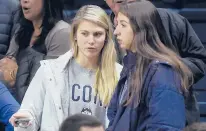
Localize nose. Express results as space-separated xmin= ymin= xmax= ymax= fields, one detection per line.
xmin=88 ymin=35 xmax=95 ymax=45
xmin=22 ymin=0 xmax=29 ymax=3
xmin=114 ymin=26 xmax=119 ymax=36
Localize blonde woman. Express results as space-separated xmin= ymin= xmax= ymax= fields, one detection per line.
xmin=9 ymin=5 xmax=122 ymax=131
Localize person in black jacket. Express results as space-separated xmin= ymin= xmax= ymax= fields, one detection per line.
xmin=105 ymin=0 xmax=206 ymax=125
xmin=0 ymin=0 xmax=19 ymax=58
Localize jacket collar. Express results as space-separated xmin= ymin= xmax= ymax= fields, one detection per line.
xmin=123 ymin=51 xmax=137 ymax=69
xmin=46 ymin=49 xmax=74 ymax=72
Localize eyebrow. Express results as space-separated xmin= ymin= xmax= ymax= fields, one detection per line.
xmin=120 ymin=20 xmax=129 ymax=24
xmin=115 ymin=0 xmax=124 ymax=3
xmin=79 ymin=30 xmax=90 ymax=33
xmin=114 ymin=0 xmax=124 ymax=3
xmin=80 ymin=30 xmax=104 ymax=33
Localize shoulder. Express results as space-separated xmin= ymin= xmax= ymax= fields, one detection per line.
xmin=143 ymin=60 xmax=184 ymax=106
xmin=46 ymin=20 xmax=71 ymax=39
xmin=147 ymin=60 xmax=181 ymax=90
xmin=40 ymin=50 xmax=73 ymax=69
xmin=52 ymin=20 xmax=71 ymax=32
xmin=157 ymin=8 xmax=185 ymax=25
xmin=45 ymin=20 xmax=71 ymax=49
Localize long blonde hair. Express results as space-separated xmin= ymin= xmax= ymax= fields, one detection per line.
xmin=70 ymin=5 xmax=118 ymax=105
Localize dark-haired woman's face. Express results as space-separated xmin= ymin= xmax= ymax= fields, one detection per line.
xmin=21 ymin=0 xmax=44 ymax=21
xmin=114 ymin=12 xmax=134 ymax=50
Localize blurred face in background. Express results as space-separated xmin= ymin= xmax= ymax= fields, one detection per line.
xmin=80 ymin=126 xmax=105 ymax=131
xmin=105 ymin=0 xmax=124 ymax=16
xmin=20 ymin=0 xmax=44 ymax=21
xmin=105 ymin=0 xmax=136 ymax=26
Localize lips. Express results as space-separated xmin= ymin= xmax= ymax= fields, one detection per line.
xmin=87 ymin=47 xmax=95 ymax=50
xmin=23 ymin=7 xmax=28 ymax=10
xmin=22 ymin=6 xmax=30 ymax=12
xmin=87 ymin=47 xmax=96 ymax=52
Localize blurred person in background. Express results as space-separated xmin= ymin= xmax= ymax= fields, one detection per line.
xmin=0 ymin=0 xmax=19 ymax=58
xmin=0 ymin=81 xmax=19 ymax=131
xmin=59 ymin=114 xmax=104 ymax=131
xmin=183 ymin=122 xmax=206 ymax=131
xmin=0 ymin=0 xmax=71 ymax=103
xmin=0 ymin=0 xmax=19 ymax=130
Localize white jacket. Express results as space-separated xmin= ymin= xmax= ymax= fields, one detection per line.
xmin=15 ymin=50 xmax=122 ymax=131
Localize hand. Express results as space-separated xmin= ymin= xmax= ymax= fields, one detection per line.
xmin=0 ymin=57 xmax=18 ymax=86
xmin=9 ymin=112 xmax=32 ymax=127
xmin=0 ymin=57 xmax=17 ymax=70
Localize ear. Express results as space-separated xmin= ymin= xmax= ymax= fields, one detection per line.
xmin=104 ymin=34 xmax=108 ymax=44
xmin=74 ymin=33 xmax=77 ymax=41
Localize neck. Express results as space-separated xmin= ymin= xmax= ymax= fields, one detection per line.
xmin=75 ymin=53 xmax=99 ymax=70
xmin=32 ymin=18 xmax=43 ymax=34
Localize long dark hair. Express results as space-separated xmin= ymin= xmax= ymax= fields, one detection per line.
xmin=119 ymin=1 xmax=193 ymax=106
xmin=15 ymin=0 xmax=64 ymax=54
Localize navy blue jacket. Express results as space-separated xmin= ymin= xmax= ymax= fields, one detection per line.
xmin=107 ymin=52 xmax=186 ymax=131
xmin=111 ymin=8 xmax=205 ymax=125
xmin=0 ymin=82 xmax=20 ymax=131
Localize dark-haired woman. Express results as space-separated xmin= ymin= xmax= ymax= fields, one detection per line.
xmin=4 ymin=0 xmax=70 ymax=103
xmin=107 ymin=1 xmax=193 ymax=131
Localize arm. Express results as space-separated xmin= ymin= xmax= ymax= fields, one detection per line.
xmin=15 ymin=66 xmax=46 ymax=131
xmin=46 ymin=28 xmax=70 ymax=59
xmin=177 ymin=17 xmax=206 ymax=83
xmin=0 ymin=82 xmax=20 ymax=131
xmin=145 ymin=65 xmax=185 ymax=131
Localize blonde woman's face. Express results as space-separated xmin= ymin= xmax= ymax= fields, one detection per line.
xmin=114 ymin=12 xmax=134 ymax=50
xmin=76 ymin=20 xmax=106 ymax=59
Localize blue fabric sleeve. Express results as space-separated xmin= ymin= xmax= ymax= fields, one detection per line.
xmin=0 ymin=82 xmax=20 ymax=131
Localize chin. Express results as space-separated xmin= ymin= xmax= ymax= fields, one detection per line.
xmin=120 ymin=44 xmax=127 ymax=50
xmin=85 ymin=52 xmax=99 ymax=59
xmin=24 ymin=15 xmax=32 ymax=21
xmin=85 ymin=54 xmax=98 ymax=59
